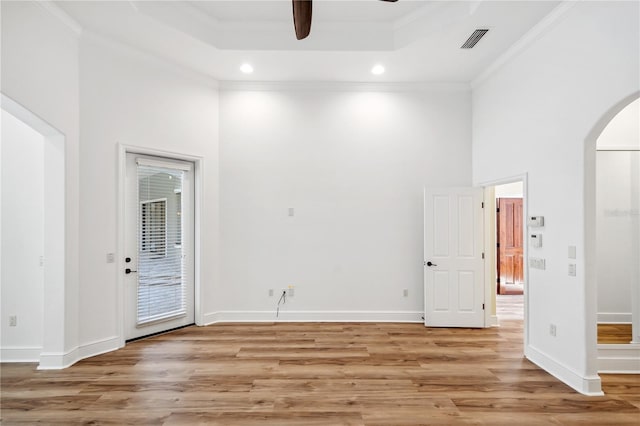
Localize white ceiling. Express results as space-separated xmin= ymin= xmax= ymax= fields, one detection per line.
xmin=57 ymin=0 xmax=561 ymax=83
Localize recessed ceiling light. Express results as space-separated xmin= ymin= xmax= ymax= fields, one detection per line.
xmin=371 ymin=64 xmax=385 ymax=75
xmin=240 ymin=63 xmax=254 ymax=74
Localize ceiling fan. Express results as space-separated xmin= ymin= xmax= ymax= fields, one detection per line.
xmin=292 ymin=0 xmax=398 ymax=40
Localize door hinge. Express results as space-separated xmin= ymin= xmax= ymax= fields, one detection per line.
xmin=496 ymin=242 xmax=500 ymax=248
xmin=481 ymin=202 xmax=484 ymax=208
xmin=496 ymin=207 xmax=500 ymax=213
xmin=482 ymin=303 xmax=485 ymax=310
xmin=482 ymin=252 xmax=485 ymax=259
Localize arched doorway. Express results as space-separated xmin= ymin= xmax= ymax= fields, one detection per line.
xmin=584 ymin=92 xmax=640 ymax=376
xmin=1 ymin=94 xmax=66 ymax=368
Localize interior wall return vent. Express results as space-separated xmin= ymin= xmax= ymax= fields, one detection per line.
xmin=461 ymin=29 xmax=489 ymax=49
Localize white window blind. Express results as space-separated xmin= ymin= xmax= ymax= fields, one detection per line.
xmin=136 ymin=163 xmax=186 ymax=326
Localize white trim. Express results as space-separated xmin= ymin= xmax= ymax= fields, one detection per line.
xmin=597 ymin=313 xmax=632 ymax=324
xmin=77 ymin=336 xmax=120 ymax=360
xmin=597 ymin=344 xmax=640 ymax=373
xmin=38 ymin=350 xmax=79 ymax=370
xmin=36 ymin=0 xmax=83 ymax=36
xmin=37 ymin=336 xmax=120 ymax=370
xmin=477 ymin=174 xmax=529 ymax=353
xmin=483 ymin=186 xmax=496 ymax=328
xmin=526 ymin=345 xmax=603 ymax=396
xmin=204 ymin=311 xmax=424 ymax=325
xmin=488 ymin=315 xmax=499 ymax=327
xmin=0 ymin=347 xmax=42 ymax=363
xmin=136 ymin=157 xmax=193 ymax=171
xmin=596 ymin=146 xmax=640 ymax=152
xmin=219 ymin=81 xmax=470 ymax=93
xmin=118 ymin=144 xmax=204 ymax=345
xmin=471 ymin=1 xmax=578 ymax=89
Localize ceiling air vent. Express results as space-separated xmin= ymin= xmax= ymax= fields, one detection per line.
xmin=461 ymin=29 xmax=489 ymax=49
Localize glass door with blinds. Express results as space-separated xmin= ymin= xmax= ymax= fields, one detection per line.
xmin=124 ymin=153 xmax=194 ymax=340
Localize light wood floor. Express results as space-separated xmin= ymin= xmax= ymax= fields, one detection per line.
xmin=496 ymin=294 xmax=523 ymax=320
xmin=598 ymin=323 xmax=633 ymax=344
xmin=2 ymin=321 xmax=639 ymax=425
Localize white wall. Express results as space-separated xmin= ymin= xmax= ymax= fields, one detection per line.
xmin=472 ymin=1 xmax=639 ymax=394
xmin=1 ymin=0 xmax=80 ymax=363
xmin=218 ymin=87 xmax=471 ymax=320
xmin=596 ymin=151 xmax=639 ymax=323
xmin=78 ymin=35 xmax=219 ymax=346
xmin=1 ymin=110 xmax=44 ymax=361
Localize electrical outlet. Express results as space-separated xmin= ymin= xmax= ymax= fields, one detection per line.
xmin=568 ymin=264 xmax=576 ymax=277
xmin=403 ymin=289 xmax=408 ymax=297
xmin=549 ymin=324 xmax=557 ymax=337
xmin=106 ymin=253 xmax=115 ymax=263
xmin=268 ymin=289 xmax=274 ymax=297
xmin=9 ymin=316 xmax=17 ymax=327
xmin=287 ymin=286 xmax=295 ymax=297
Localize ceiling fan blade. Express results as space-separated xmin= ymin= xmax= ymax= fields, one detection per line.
xmin=292 ymin=0 xmax=312 ymax=40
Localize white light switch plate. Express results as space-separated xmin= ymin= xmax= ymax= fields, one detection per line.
xmin=529 ymin=258 xmax=546 ymax=270
xmin=568 ymin=246 xmax=576 ymax=259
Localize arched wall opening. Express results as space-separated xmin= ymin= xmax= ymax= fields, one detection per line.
xmin=584 ymin=91 xmax=640 ymax=377
xmin=1 ymin=94 xmax=66 ymax=368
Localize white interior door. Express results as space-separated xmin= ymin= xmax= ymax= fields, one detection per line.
xmin=424 ymin=187 xmax=485 ymax=328
xmin=125 ymin=154 xmax=194 ymax=340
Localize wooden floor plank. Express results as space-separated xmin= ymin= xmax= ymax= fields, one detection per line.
xmin=2 ymin=320 xmax=639 ymax=425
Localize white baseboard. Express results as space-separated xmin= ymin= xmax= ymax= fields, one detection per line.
xmin=597 ymin=312 xmax=632 ymax=324
xmin=38 ymin=336 xmax=120 ymax=370
xmin=525 ymin=345 xmax=603 ymax=396
xmin=0 ymin=347 xmax=42 ymax=363
xmin=597 ymin=344 xmax=640 ymax=373
xmin=203 ymin=310 xmax=424 ymax=325
xmin=488 ymin=315 xmax=499 ymax=327
xmin=38 ymin=349 xmax=80 ymax=370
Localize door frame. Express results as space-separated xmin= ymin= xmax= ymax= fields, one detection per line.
xmin=479 ymin=173 xmax=529 ymax=352
xmin=117 ymin=144 xmax=203 ymax=348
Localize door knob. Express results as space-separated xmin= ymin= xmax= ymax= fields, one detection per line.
xmin=125 ymin=268 xmax=137 ymax=274
xmin=426 ymin=261 xmax=437 ymax=267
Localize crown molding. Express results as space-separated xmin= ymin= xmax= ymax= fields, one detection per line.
xmin=219 ymin=80 xmax=471 ymax=93
xmin=471 ymin=0 xmax=579 ymax=89
xmin=36 ymin=0 xmax=83 ymax=36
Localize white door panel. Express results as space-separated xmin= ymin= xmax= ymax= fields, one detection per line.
xmin=125 ymin=154 xmax=194 ymax=340
xmin=424 ymin=187 xmax=485 ymax=328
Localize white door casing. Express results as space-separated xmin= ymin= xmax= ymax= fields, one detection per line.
xmin=124 ymin=153 xmax=195 ymax=340
xmin=424 ymin=187 xmax=485 ymax=328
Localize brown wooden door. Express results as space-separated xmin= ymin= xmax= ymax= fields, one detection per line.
xmin=497 ymin=198 xmax=524 ymax=295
